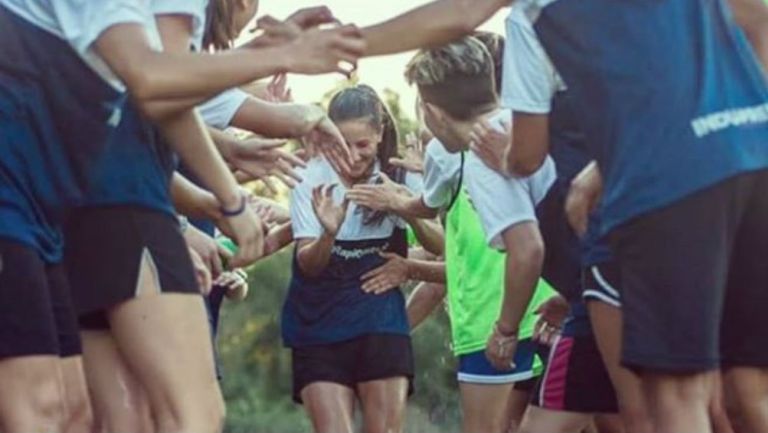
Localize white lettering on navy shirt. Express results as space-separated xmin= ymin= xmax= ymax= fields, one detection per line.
xmin=691 ymin=103 xmax=768 ymax=138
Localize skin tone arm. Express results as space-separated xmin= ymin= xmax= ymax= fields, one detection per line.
xmin=728 ymin=0 xmax=768 ymax=72
xmin=95 ymin=21 xmax=365 ymax=119
xmin=565 ymin=161 xmax=603 ymax=237
xmin=361 ymin=255 xmax=446 ymax=294
xmin=296 ymin=185 xmax=349 ymax=277
xmin=263 ymin=222 xmax=294 ymax=257
xmin=406 ymin=281 xmax=447 ymax=330
xmin=361 ymin=0 xmax=509 ymax=57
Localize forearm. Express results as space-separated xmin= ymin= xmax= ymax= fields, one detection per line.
xmin=296 ymin=233 xmax=336 ymax=276
xmin=405 ymin=218 xmax=445 ymax=257
xmin=394 ymin=196 xmax=440 ymax=220
xmin=729 ymin=0 xmax=768 ymax=72
xmin=406 ymin=281 xmax=447 ymax=330
xmin=362 ymin=0 xmax=508 ymax=56
xmin=498 ymin=251 xmax=543 ymax=334
xmin=159 ymin=111 xmax=241 ymax=209
xmin=96 ymin=24 xmax=289 ymax=113
xmin=170 ymin=173 xmax=219 ymax=220
xmin=264 ymin=222 xmax=294 ymax=257
xmin=572 ymin=161 xmax=603 ymax=206
xmin=231 ymin=100 xmax=323 ymax=138
xmin=508 ymin=114 xmax=550 ymax=177
xmin=406 ymin=259 xmax=446 ymax=284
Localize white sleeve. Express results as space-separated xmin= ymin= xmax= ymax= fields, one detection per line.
xmin=150 ymin=0 xmax=209 ymax=50
xmin=198 ymin=89 xmax=249 ymax=129
xmin=464 ymin=152 xmax=539 ymax=250
xmin=403 ymin=172 xmax=425 ymax=195
xmin=422 ymin=143 xmax=458 ymax=211
xmin=290 ymin=179 xmax=323 ymax=240
xmin=53 ymin=0 xmax=150 ymax=55
xmin=501 ymin=7 xmax=559 ymax=114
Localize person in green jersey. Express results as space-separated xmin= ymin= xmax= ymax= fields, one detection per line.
xmin=347 ymin=33 xmax=563 ymax=433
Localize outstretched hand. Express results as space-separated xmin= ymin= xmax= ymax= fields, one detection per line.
xmin=346 ymin=172 xmax=412 ymax=213
xmin=228 ymin=137 xmax=307 ymax=193
xmin=389 ymin=133 xmax=425 ymax=173
xmin=311 ymin=184 xmax=349 ymax=236
xmin=361 ymin=252 xmax=410 ymax=294
xmin=533 ymin=295 xmax=569 ymax=346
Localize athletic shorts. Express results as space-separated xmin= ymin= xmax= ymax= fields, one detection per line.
xmin=611 ymin=170 xmax=768 ymax=372
xmin=291 ymin=334 xmax=414 ymax=404
xmin=582 ymin=261 xmax=622 ymax=308
xmin=0 ymin=239 xmax=81 ymax=358
xmin=531 ymin=334 xmax=618 ymax=414
xmin=64 ymin=206 xmax=199 ymax=330
xmin=457 ymin=338 xmax=540 ymax=385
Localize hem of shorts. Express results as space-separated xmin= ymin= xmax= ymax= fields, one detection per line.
xmin=284 ymin=330 xmax=411 ymax=349
xmin=583 ymin=290 xmax=621 ymax=308
xmin=458 ymin=370 xmax=534 ymax=385
xmin=622 ymin=352 xmax=720 ymax=373
xmin=0 ymin=347 xmax=60 ymax=359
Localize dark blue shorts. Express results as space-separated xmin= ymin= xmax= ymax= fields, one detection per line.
xmin=457 ymin=338 xmax=540 ymax=384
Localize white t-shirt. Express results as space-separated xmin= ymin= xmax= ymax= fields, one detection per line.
xmin=422 ymin=138 xmax=463 ymax=211
xmin=198 ymin=88 xmax=249 ymax=129
xmin=150 ymin=0 xmax=208 ymax=50
xmin=291 ymin=158 xmax=423 ymax=241
xmin=501 ymin=0 xmax=565 ymax=114
xmin=1 ymin=0 xmax=162 ymax=90
xmin=465 ymin=109 xmax=556 ymax=250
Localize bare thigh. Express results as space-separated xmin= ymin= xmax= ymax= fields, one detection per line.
xmin=358 ymin=377 xmax=409 ymax=433
xmin=301 ymin=382 xmax=356 ymax=433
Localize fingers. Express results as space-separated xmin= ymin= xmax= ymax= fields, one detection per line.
xmin=377 ymin=171 xmax=393 ymax=184
xmin=361 ymin=264 xmax=386 ymax=281
xmin=278 ymin=149 xmax=308 ymax=169
xmin=209 ymin=251 xmax=223 ymax=279
xmin=361 ymin=275 xmax=399 ymax=294
xmin=276 ymin=156 xmax=304 ymax=182
xmin=217 ymin=242 xmax=234 ymax=260
xmin=261 ymin=176 xmax=279 ymax=195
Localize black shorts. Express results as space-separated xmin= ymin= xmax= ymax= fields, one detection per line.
xmin=0 ymin=239 xmax=81 ymax=358
xmin=611 ymin=170 xmax=768 ymax=372
xmin=291 ymin=334 xmax=415 ymax=404
xmin=582 ymin=261 xmax=622 ymax=308
xmin=531 ymin=334 xmax=618 ymax=414
xmin=64 ymin=206 xmax=199 ymax=329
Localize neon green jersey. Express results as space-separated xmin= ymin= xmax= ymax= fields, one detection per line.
xmin=445 ymin=187 xmax=557 ymax=357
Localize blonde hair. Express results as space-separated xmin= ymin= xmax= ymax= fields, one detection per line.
xmin=404 ymin=37 xmax=492 ymax=86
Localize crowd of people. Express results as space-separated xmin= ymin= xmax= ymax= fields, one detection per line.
xmin=0 ymin=0 xmax=767 ymax=432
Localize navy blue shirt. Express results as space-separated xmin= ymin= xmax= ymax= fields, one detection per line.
xmin=536 ymin=0 xmax=768 ymax=235
xmin=0 ymin=6 xmax=121 ymax=262
xmin=282 ymin=158 xmax=419 ymax=347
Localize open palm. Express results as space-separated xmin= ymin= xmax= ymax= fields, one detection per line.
xmin=311 ymin=184 xmax=348 ymax=236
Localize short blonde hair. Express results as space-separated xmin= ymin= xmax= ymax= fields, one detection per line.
xmin=405 ymin=37 xmax=492 ymax=86
xmin=405 ymin=37 xmax=497 ymax=120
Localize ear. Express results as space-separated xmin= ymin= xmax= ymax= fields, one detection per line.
xmin=423 ymin=102 xmax=443 ymax=122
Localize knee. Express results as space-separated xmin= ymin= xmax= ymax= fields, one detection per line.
xmin=28 ymin=374 xmax=64 ymax=427
xmin=64 ymin=394 xmax=94 ymax=433
xmin=647 ymin=373 xmax=713 ymax=407
xmin=159 ymin=393 xmax=226 ymax=433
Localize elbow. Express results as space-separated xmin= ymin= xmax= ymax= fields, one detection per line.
xmin=507 ymin=235 xmax=545 ymax=273
xmin=510 ymin=158 xmax=545 ymax=177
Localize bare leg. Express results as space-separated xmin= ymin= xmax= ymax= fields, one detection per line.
xmin=108 ymin=256 xmax=225 ymax=433
xmin=459 ymin=382 xmax=514 ymax=433
xmin=517 ymin=405 xmax=593 ymax=433
xmin=588 ymin=301 xmax=652 ymax=433
xmin=505 ymin=388 xmax=531 ymax=433
xmin=81 ymin=330 xmax=153 ymax=433
xmin=59 ymin=356 xmax=94 ymax=433
xmin=643 ymin=371 xmax=715 ymax=433
xmin=0 ymin=356 xmax=63 ymax=433
xmin=723 ymin=367 xmax=768 ymax=433
xmin=358 ymin=377 xmax=409 ymax=433
xmin=302 ymin=382 xmax=356 ymax=433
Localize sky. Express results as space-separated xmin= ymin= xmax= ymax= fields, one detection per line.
xmin=247 ymin=0 xmax=507 ymax=116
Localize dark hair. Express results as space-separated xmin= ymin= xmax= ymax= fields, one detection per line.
xmin=328 ymin=85 xmax=405 ymax=226
xmin=203 ymin=0 xmax=238 ymax=51
xmin=473 ymin=31 xmax=505 ymax=94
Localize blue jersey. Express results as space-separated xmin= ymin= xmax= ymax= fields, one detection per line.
xmin=0 ymin=6 xmax=121 ymax=262
xmin=81 ymin=101 xmax=176 ymax=216
xmin=282 ymin=230 xmax=410 ymax=348
xmin=535 ymin=0 xmax=768 ymax=234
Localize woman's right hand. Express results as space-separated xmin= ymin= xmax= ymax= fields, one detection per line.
xmin=216 ymin=199 xmax=265 ymax=268
xmin=311 ymin=184 xmax=348 ymax=237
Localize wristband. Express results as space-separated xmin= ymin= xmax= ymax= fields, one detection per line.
xmin=221 ymin=194 xmax=247 ymax=218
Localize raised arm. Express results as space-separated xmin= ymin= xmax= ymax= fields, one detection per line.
xmin=296 ymin=185 xmax=348 ymax=277
xmin=361 ymin=0 xmax=509 ymax=57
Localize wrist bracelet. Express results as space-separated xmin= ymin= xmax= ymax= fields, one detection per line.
xmin=221 ymin=194 xmax=247 ymax=218
xmin=178 ymin=215 xmax=190 ymax=233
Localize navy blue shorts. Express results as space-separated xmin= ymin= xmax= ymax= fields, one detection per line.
xmin=457 ymin=338 xmax=541 ymax=384
xmin=582 ymin=261 xmax=622 ymax=308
